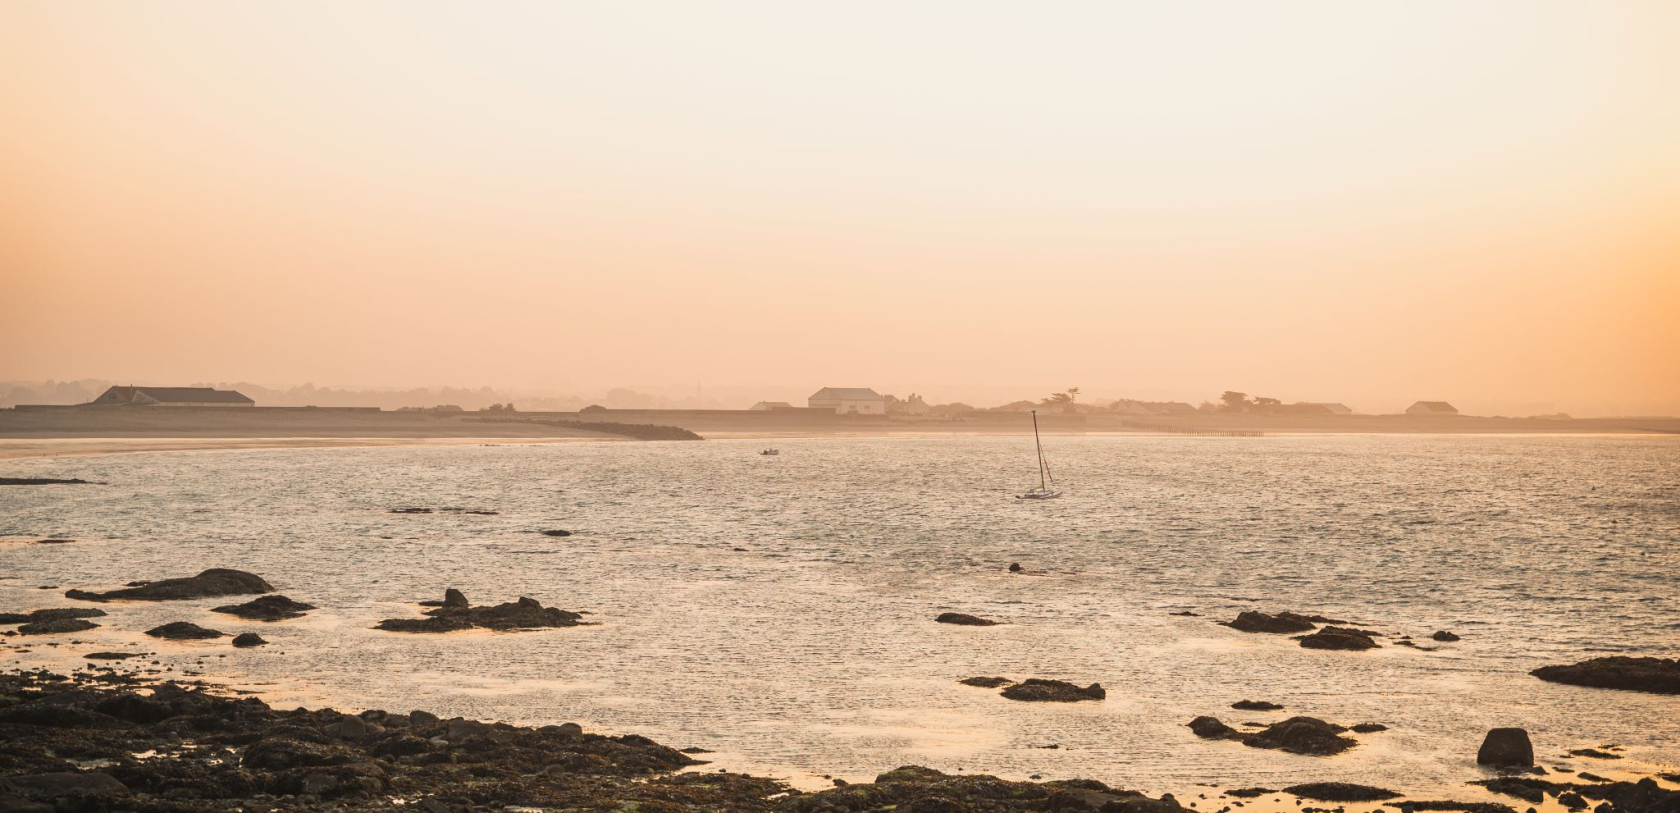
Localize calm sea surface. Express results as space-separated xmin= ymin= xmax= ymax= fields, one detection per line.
xmin=2 ymin=435 xmax=1677 ymax=795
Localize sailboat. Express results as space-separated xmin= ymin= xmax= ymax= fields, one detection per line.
xmin=1017 ymin=409 xmax=1062 ymax=499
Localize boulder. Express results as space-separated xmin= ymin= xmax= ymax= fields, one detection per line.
xmin=1530 ymin=657 xmax=1680 ymax=695
xmin=1299 ymin=626 xmax=1381 ymax=650
xmin=999 ymin=679 xmax=1105 ymax=702
xmin=1433 ymin=630 xmax=1461 ymax=642
xmin=232 ymin=633 xmax=268 ymax=648
xmin=67 ymin=569 xmax=273 ymax=602
xmin=935 ymin=613 xmax=999 ymax=626
xmin=1232 ymin=700 xmax=1284 ymax=711
xmin=443 ymin=588 xmax=469 ymax=609
xmin=145 ymin=621 xmax=227 ymax=640
xmin=1009 ymin=563 xmax=1022 ymax=573
xmin=212 ymin=595 xmax=316 ymax=621
xmin=1188 ymin=716 xmax=1242 ymax=740
xmin=1477 ymin=728 xmax=1534 ymax=767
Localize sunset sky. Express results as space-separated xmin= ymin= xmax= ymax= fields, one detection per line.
xmin=3 ymin=1 xmax=1677 ymax=415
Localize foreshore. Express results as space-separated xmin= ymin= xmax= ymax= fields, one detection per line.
xmin=3 ymin=405 xmax=1677 ymax=463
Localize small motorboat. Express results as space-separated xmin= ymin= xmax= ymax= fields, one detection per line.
xmin=760 ymin=448 xmax=780 ymax=456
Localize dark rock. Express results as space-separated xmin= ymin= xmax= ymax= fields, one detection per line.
xmin=66 ymin=568 xmax=273 ymax=602
xmin=1232 ymin=700 xmax=1284 ymax=711
xmin=1283 ymin=783 xmax=1400 ymax=802
xmin=998 ymin=678 xmax=1105 ymax=702
xmin=1243 ymin=717 xmax=1357 ymax=756
xmin=0 ymin=772 xmax=128 ymax=801
xmin=1478 ymin=728 xmax=1535 ymax=767
xmin=82 ymin=652 xmax=141 ymax=660
xmin=1558 ymin=792 xmax=1588 ymax=810
xmin=1531 ymin=657 xmax=1680 ymax=695
xmin=35 ymin=538 xmax=72 ymax=544
xmin=935 ymin=612 xmax=999 ymax=626
xmin=1433 ymin=630 xmax=1461 ymax=642
xmin=1570 ymin=749 xmax=1622 ymax=760
xmin=409 ymin=709 xmax=440 ymax=726
xmin=232 ymin=633 xmax=268 ymax=647
xmin=1478 ymin=778 xmax=1547 ymax=804
xmin=1389 ymin=801 xmax=1518 ymax=813
xmin=376 ymin=595 xmax=584 ymax=633
xmin=442 ymin=588 xmax=469 ymax=609
xmin=145 ymin=621 xmax=227 ymax=640
xmin=17 ymin=618 xmax=99 ymax=635
xmin=213 ymin=594 xmax=316 ymax=621
xmin=1226 ymin=789 xmax=1278 ymax=798
xmin=1578 ymin=773 xmax=1611 ymax=783
xmin=1170 ymin=610 xmax=1200 ymax=616
xmin=959 ymin=676 xmax=1014 ymax=688
xmin=1224 ymin=611 xmax=1319 ymax=634
xmin=1189 ymin=716 xmax=1242 ymax=740
xmin=1352 ymin=723 xmax=1389 ymax=733
xmin=541 ymin=529 xmax=573 ymax=537
xmin=1009 ymin=563 xmax=1022 ymax=572
xmin=94 ymin=693 xmax=175 ymax=725
xmin=783 ymin=765 xmax=1186 ymax=813
xmin=1299 ymin=626 xmax=1381 ymax=650
xmin=0 ymin=607 xmax=107 ymax=624
xmin=0 ymin=477 xmax=92 ymax=485
xmin=389 ymin=507 xmax=433 ymax=514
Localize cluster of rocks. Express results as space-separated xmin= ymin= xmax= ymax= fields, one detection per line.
xmin=1188 ymin=715 xmax=1382 ymax=756
xmin=782 ymin=765 xmax=1191 ymax=813
xmin=375 ymin=590 xmax=586 ymax=633
xmin=958 ymin=677 xmax=1106 ymax=702
xmin=1218 ymin=611 xmax=1473 ymax=653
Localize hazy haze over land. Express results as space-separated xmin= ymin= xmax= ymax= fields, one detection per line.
xmin=2 ymin=1 xmax=1677 ymax=416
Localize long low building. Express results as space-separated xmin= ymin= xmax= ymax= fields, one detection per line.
xmin=808 ymin=387 xmax=885 ymax=415
xmin=90 ymin=386 xmax=255 ymax=407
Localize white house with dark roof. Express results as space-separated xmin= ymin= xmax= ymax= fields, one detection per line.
xmin=808 ymin=387 xmax=885 ymax=415
xmin=90 ymin=386 xmax=255 ymax=407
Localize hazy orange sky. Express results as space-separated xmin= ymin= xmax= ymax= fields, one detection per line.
xmin=3 ymin=1 xmax=1677 ymax=415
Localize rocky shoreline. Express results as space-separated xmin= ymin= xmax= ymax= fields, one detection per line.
xmin=4 ymin=570 xmax=1679 ymax=813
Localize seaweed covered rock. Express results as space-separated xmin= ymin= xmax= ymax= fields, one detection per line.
xmin=17 ymin=617 xmax=100 ymax=635
xmin=232 ymin=633 xmax=268 ymax=648
xmin=376 ymin=593 xmax=584 ymax=632
xmin=960 ymin=676 xmax=1015 ymax=688
xmin=0 ymin=607 xmax=107 ymax=625
xmin=782 ymin=765 xmax=1189 ymax=813
xmin=67 ymin=569 xmax=273 ymax=603
xmin=1284 ymin=783 xmax=1400 ymax=802
xmin=1232 ymin=700 xmax=1284 ymax=711
xmin=1189 ymin=716 xmax=1242 ymax=740
xmin=1224 ymin=611 xmax=1320 ymax=634
xmin=212 ymin=594 xmax=316 ymax=621
xmin=936 ymin=612 xmax=999 ymax=626
xmin=999 ymin=679 xmax=1105 ymax=702
xmin=145 ymin=621 xmax=227 ymax=640
xmin=1299 ymin=626 xmax=1381 ymax=651
xmin=1243 ymin=716 xmax=1358 ymax=756
xmin=1530 ymin=657 xmax=1680 ymax=695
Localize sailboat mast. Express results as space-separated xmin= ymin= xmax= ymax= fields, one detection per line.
xmin=1031 ymin=409 xmax=1046 ymax=490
